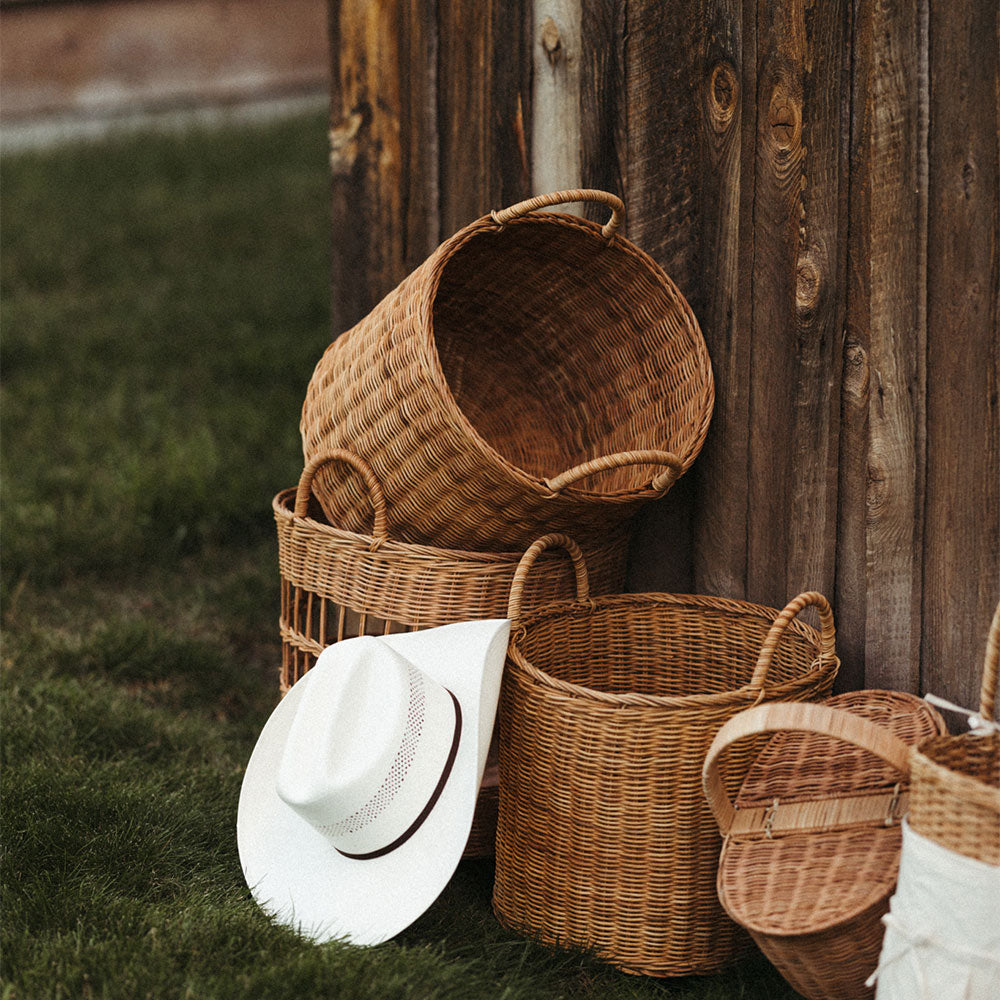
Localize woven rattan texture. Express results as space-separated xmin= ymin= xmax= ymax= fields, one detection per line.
xmin=274 ymin=487 xmax=629 ymax=690
xmin=909 ymin=601 xmax=1000 ymax=865
xmin=716 ymin=690 xmax=945 ymax=1000
xmin=493 ymin=589 xmax=838 ymax=977
xmin=301 ymin=211 xmax=713 ymax=550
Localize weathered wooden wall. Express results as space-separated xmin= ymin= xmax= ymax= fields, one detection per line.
xmin=326 ymin=0 xmax=999 ymax=709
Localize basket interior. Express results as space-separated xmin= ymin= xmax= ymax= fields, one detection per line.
xmin=432 ymin=218 xmax=710 ymax=493
xmin=515 ymin=599 xmax=822 ymax=698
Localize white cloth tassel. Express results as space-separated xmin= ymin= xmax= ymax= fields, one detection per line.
xmin=869 ymin=821 xmax=1000 ymax=1000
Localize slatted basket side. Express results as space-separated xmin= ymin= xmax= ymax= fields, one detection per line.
xmin=274 ymin=454 xmax=629 ymax=693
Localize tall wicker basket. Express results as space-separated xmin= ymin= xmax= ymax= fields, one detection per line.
xmin=301 ymin=189 xmax=714 ymax=551
xmin=702 ymin=691 xmax=946 ymax=1000
xmin=273 ymin=453 xmax=630 ymax=858
xmin=908 ymin=600 xmax=1000 ymax=866
xmin=493 ymin=534 xmax=840 ymax=977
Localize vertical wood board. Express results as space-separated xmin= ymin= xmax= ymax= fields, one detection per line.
xmin=746 ymin=0 xmax=848 ymax=614
xmin=921 ymin=0 xmax=1000 ymax=710
xmin=838 ymin=0 xmax=927 ymax=694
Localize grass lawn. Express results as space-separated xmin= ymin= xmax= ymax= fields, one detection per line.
xmin=0 ymin=114 xmax=800 ymax=999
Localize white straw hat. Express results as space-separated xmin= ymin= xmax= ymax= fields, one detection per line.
xmin=237 ymin=619 xmax=510 ymax=945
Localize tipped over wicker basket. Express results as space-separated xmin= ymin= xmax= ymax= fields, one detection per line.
xmin=703 ymin=691 xmax=946 ymax=1000
xmin=273 ymin=453 xmax=630 ymax=858
xmin=301 ymin=189 xmax=714 ymax=551
xmin=493 ymin=534 xmax=840 ymax=977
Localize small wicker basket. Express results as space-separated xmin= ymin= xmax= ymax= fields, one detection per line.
xmin=273 ymin=453 xmax=629 ymax=858
xmin=702 ymin=691 xmax=946 ymax=1000
xmin=908 ymin=600 xmax=1000 ymax=866
xmin=493 ymin=534 xmax=840 ymax=977
xmin=301 ymin=189 xmax=714 ymax=551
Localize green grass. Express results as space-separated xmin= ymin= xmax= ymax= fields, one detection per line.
xmin=0 ymin=115 xmax=800 ymax=999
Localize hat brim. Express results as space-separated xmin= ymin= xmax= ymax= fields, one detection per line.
xmin=237 ymin=619 xmax=509 ymax=946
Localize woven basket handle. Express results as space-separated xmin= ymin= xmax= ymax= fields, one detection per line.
xmin=748 ymin=591 xmax=836 ymax=692
xmin=295 ymin=450 xmax=388 ymax=543
xmin=507 ymin=533 xmax=590 ymax=621
xmin=981 ymin=600 xmax=1000 ymax=721
xmin=702 ymin=701 xmax=913 ymax=835
xmin=545 ymin=450 xmax=684 ymax=494
xmin=490 ymin=189 xmax=624 ymax=240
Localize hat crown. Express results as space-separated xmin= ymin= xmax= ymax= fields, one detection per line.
xmin=274 ymin=635 xmax=459 ymax=856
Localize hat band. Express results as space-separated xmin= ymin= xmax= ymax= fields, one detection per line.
xmin=336 ymin=690 xmax=462 ymax=861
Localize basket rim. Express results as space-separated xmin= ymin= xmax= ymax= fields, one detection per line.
xmin=415 ymin=210 xmax=716 ymax=498
xmin=911 ymin=730 xmax=1000 ymax=810
xmin=505 ymin=591 xmax=839 ymax=710
xmin=273 ymin=486 xmax=630 ymax=564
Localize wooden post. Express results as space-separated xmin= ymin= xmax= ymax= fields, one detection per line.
xmin=531 ymin=1 xmax=583 ymax=205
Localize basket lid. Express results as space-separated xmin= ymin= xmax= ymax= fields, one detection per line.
xmin=714 ymin=690 xmax=945 ymax=935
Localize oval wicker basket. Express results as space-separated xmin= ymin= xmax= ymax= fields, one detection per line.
xmin=492 ymin=534 xmax=840 ymax=977
xmin=703 ymin=691 xmax=946 ymax=1000
xmin=908 ymin=600 xmax=1000 ymax=866
xmin=273 ymin=453 xmax=630 ymax=859
xmin=301 ymin=189 xmax=714 ymax=551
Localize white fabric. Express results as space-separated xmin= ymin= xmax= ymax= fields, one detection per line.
xmin=869 ymin=820 xmax=1000 ymax=1000
xmin=237 ymin=619 xmax=510 ymax=946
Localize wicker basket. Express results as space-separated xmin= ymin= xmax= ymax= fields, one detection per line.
xmin=702 ymin=691 xmax=947 ymax=1000
xmin=274 ymin=453 xmax=629 ymax=859
xmin=908 ymin=600 xmax=1000 ymax=866
xmin=492 ymin=534 xmax=840 ymax=977
xmin=301 ymin=189 xmax=714 ymax=551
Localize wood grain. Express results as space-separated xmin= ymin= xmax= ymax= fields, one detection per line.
xmin=579 ymin=0 xmax=626 ymax=219
xmin=616 ymin=0 xmax=753 ymax=596
xmin=531 ymin=1 xmax=583 ymax=202
xmin=328 ymin=0 xmax=438 ymax=334
xmin=746 ymin=0 xmax=848 ymax=612
xmin=436 ymin=0 xmax=532 ymax=239
xmin=838 ymin=0 xmax=928 ymax=693
xmin=921 ymin=0 xmax=1000 ymax=710
xmin=690 ymin=3 xmax=756 ymax=602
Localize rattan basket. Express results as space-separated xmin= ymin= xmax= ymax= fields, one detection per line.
xmin=908 ymin=600 xmax=1000 ymax=866
xmin=301 ymin=189 xmax=714 ymax=551
xmin=703 ymin=691 xmax=947 ymax=1000
xmin=492 ymin=534 xmax=840 ymax=977
xmin=274 ymin=453 xmax=629 ymax=859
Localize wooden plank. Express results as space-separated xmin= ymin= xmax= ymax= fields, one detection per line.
xmin=746 ymin=0 xmax=848 ymax=613
xmin=0 ymin=0 xmax=328 ymax=122
xmin=838 ymin=0 xmax=927 ymax=694
xmin=436 ymin=0 xmax=532 ymax=239
xmin=328 ymin=0 xmax=438 ymax=335
xmin=616 ymin=0 xmax=753 ymax=596
xmin=691 ymin=3 xmax=756 ymax=601
xmin=921 ymin=0 xmax=1000 ymax=710
xmin=579 ymin=0 xmax=626 ymax=219
xmin=531 ymin=1 xmax=583 ymax=203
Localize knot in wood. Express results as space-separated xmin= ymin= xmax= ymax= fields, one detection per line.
xmin=329 ymin=111 xmax=364 ymax=176
xmin=540 ymin=17 xmax=562 ymax=65
xmin=708 ymin=62 xmax=738 ymax=132
xmin=795 ymin=255 xmax=821 ymax=315
xmin=767 ymin=86 xmax=801 ymax=153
